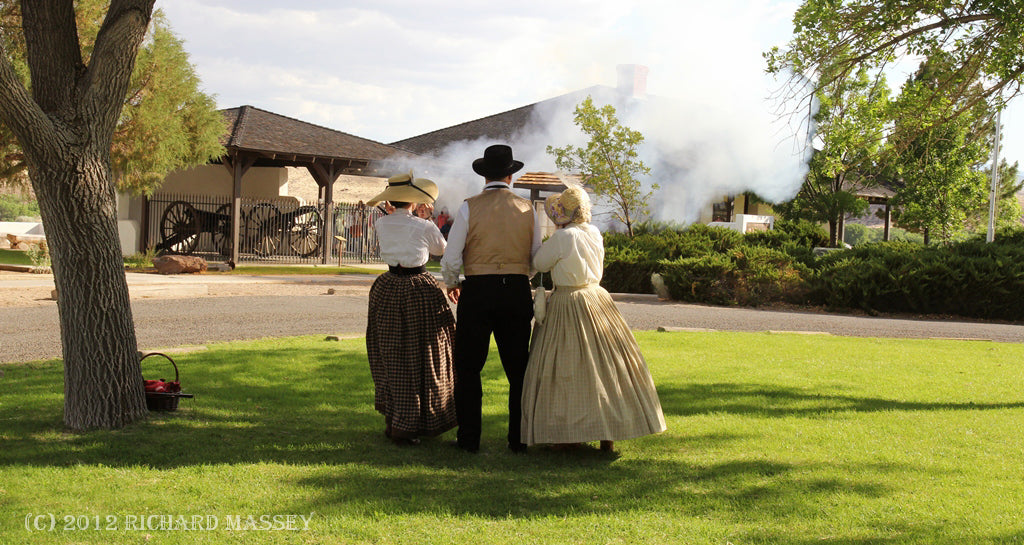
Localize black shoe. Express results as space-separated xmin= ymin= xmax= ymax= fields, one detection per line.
xmin=508 ymin=442 xmax=528 ymax=454
xmin=450 ymin=440 xmax=479 ymax=454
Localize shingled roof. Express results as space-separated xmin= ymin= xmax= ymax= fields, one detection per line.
xmin=221 ymin=105 xmax=421 ymax=171
xmin=390 ymin=86 xmax=609 ymax=155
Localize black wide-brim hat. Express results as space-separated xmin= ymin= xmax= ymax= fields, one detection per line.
xmin=472 ymin=144 xmax=524 ymax=180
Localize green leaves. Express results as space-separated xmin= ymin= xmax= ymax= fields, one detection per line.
xmin=769 ymin=0 xmax=1022 ymax=140
xmin=0 ymin=4 xmax=224 ymax=193
xmin=547 ymin=96 xmax=654 ymax=237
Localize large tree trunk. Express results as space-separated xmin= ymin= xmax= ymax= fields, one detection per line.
xmin=29 ymin=152 xmax=147 ymax=429
xmin=0 ymin=0 xmax=156 ymax=430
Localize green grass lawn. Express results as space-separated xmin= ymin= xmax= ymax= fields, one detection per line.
xmin=2 ymin=332 xmax=1023 ymax=544
xmin=0 ymin=247 xmax=33 ymax=266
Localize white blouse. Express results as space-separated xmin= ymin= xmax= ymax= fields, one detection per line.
xmin=374 ymin=209 xmax=447 ymax=268
xmin=532 ymin=223 xmax=604 ymax=287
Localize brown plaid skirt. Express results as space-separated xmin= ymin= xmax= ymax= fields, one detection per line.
xmin=366 ymin=271 xmax=457 ymax=436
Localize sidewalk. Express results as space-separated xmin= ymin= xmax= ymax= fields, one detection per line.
xmin=0 ymin=263 xmax=658 ymax=304
xmin=0 ymin=264 xmax=384 ymax=304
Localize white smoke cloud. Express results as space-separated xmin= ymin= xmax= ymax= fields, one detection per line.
xmin=371 ymin=0 xmax=813 ymax=228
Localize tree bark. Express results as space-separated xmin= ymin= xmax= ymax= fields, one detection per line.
xmin=30 ymin=153 xmax=148 ymax=430
xmin=0 ymin=0 xmax=156 ymax=430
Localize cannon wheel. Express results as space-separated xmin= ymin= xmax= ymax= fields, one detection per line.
xmin=159 ymin=200 xmax=200 ymax=255
xmin=212 ymin=204 xmax=233 ymax=257
xmin=289 ymin=206 xmax=323 ymax=258
xmin=246 ymin=202 xmax=281 ymax=257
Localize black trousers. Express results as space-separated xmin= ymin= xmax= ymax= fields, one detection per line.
xmin=453 ymin=274 xmax=533 ymax=450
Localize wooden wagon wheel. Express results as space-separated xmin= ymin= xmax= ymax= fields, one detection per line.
xmin=245 ymin=202 xmax=281 ymax=257
xmin=288 ymin=206 xmax=323 ymax=258
xmin=212 ymin=204 xmax=233 ymax=256
xmin=159 ymin=200 xmax=200 ymax=255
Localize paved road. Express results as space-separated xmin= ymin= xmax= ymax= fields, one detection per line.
xmin=2 ymin=277 xmax=1022 ymax=363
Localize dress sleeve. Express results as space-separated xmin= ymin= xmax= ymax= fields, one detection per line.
xmin=532 ymin=230 xmax=565 ymax=273
xmin=425 ymin=221 xmax=446 ymax=257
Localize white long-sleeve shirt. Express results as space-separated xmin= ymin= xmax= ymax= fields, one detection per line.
xmin=375 ymin=208 xmax=446 ymax=268
xmin=440 ymin=181 xmax=543 ymax=287
xmin=532 ymin=223 xmax=604 ymax=286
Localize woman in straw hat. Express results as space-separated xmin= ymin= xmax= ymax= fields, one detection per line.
xmin=365 ymin=172 xmax=456 ymax=446
xmin=521 ymin=186 xmax=666 ymax=452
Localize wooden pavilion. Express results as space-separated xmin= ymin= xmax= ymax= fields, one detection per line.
xmin=205 ymin=105 xmax=422 ymax=264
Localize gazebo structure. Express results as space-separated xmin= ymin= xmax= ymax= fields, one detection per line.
xmin=157 ymin=105 xmax=423 ymax=265
xmin=512 ymin=171 xmax=583 ymax=202
xmin=851 ymin=183 xmax=897 ymax=241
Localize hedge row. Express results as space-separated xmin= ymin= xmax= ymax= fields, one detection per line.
xmin=601 ymin=221 xmax=1024 ymax=321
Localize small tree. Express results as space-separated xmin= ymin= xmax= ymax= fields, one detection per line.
xmin=547 ymin=96 xmax=655 ymax=237
xmin=774 ymin=68 xmax=890 ymax=246
xmin=889 ymin=55 xmax=994 ymax=244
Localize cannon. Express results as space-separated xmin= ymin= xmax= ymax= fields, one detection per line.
xmin=156 ymin=201 xmax=231 ymax=256
xmin=156 ymin=200 xmax=323 ymax=258
xmin=245 ymin=203 xmax=323 ymax=258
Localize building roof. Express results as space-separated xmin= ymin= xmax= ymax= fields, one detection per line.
xmin=221 ymin=105 xmax=421 ymax=173
xmin=390 ymin=85 xmax=615 ymax=155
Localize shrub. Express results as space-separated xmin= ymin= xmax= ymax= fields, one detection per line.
xmin=811 ymin=239 xmax=1024 ymax=320
xmin=601 ymin=245 xmax=660 ymax=294
xmin=729 ymin=245 xmax=808 ymax=305
xmin=0 ymin=194 xmax=40 ymax=222
xmin=658 ymin=254 xmax=737 ymax=305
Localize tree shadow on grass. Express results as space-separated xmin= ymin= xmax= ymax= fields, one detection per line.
xmin=3 ymin=341 xmax=976 ymax=528
xmin=0 ymin=342 xmax=578 ymax=469
xmin=656 ymin=382 xmax=1024 ymax=418
xmin=4 ymin=345 xmax=1018 ymax=471
xmin=282 ymin=454 xmax=898 ymax=520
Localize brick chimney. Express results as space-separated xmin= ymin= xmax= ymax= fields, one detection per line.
xmin=616 ymin=64 xmax=649 ymax=98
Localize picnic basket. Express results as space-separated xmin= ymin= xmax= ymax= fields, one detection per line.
xmin=141 ymin=352 xmax=194 ymax=411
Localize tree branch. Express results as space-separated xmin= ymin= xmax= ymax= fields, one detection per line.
xmin=20 ymin=0 xmax=82 ymax=113
xmin=80 ymin=0 xmax=155 ymax=143
xmin=0 ymin=42 xmax=59 ymax=162
xmin=846 ymin=13 xmax=997 ymax=67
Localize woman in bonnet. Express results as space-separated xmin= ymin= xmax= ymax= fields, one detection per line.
xmin=521 ymin=186 xmax=666 ymax=452
xmin=365 ymin=172 xmax=456 ymax=446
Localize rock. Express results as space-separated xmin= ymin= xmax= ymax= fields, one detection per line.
xmin=7 ymin=233 xmax=46 ymax=246
xmin=152 ymin=255 xmax=207 ymax=275
xmin=325 ymin=335 xmax=340 ymax=341
xmin=14 ymin=241 xmax=32 ymax=251
xmin=326 ymin=288 xmax=336 ymax=295
xmin=0 ymin=238 xmax=9 ymax=249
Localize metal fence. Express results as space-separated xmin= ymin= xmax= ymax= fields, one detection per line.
xmin=146 ymin=193 xmax=384 ymax=264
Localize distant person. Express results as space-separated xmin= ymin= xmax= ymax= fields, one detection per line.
xmin=441 ymin=144 xmax=542 ymax=454
xmin=521 ymin=186 xmax=666 ymax=452
xmin=435 ymin=208 xmax=450 ymax=230
xmin=365 ymin=173 xmax=456 ymax=446
xmin=439 ymin=215 xmax=453 ymax=240
xmin=414 ymin=202 xmax=433 ymax=220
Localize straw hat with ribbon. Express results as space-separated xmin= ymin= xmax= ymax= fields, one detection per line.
xmin=367 ymin=172 xmax=439 ymax=206
xmin=544 ymin=186 xmax=592 ymax=226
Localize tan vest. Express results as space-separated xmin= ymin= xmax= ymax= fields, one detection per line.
xmin=463 ymin=188 xmax=534 ymax=276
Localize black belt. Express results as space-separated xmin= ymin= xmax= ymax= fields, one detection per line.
xmin=388 ymin=265 xmax=426 ymax=276
xmin=463 ymin=274 xmax=527 ymax=286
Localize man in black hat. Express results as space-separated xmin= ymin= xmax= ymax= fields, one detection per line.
xmin=441 ymin=144 xmax=541 ymax=454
